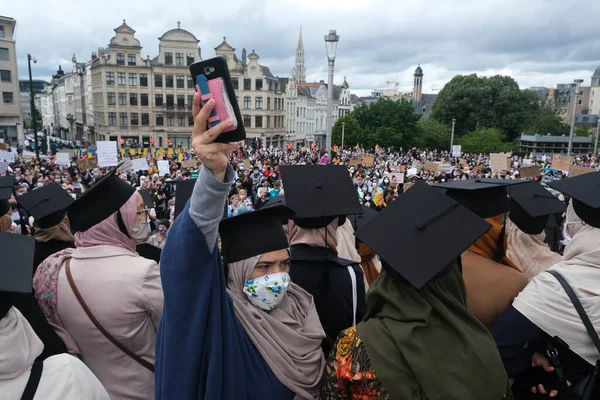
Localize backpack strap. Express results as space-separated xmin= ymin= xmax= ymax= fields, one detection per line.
xmin=20 ymin=360 xmax=43 ymax=400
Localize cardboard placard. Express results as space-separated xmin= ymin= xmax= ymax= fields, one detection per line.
xmin=452 ymin=145 xmax=462 ymax=157
xmin=424 ymin=162 xmax=439 ymax=172
xmin=459 ymin=158 xmax=468 ymax=167
xmin=131 ymin=157 xmax=149 ymax=171
xmin=76 ymin=156 xmax=98 ymax=171
xmin=182 ymin=159 xmax=198 ymax=169
xmin=96 ymin=141 xmax=119 ymax=167
xmin=473 ymin=164 xmax=485 ymax=174
xmin=362 ymin=154 xmax=375 ymax=166
xmin=385 ymin=172 xmax=405 ymax=185
xmin=349 ymin=158 xmax=362 ymax=166
xmin=519 ymin=166 xmax=541 ymax=179
xmin=490 ymin=153 xmax=511 ymax=171
xmin=0 ymin=150 xmax=15 ymax=163
xmin=552 ymin=154 xmax=573 ymax=172
xmin=118 ymin=158 xmax=134 ymax=172
xmin=438 ymin=163 xmax=454 ymax=173
xmin=403 ymin=182 xmax=415 ymax=192
xmin=522 ymin=159 xmax=534 ymax=167
xmin=158 ymin=160 xmax=170 ymax=177
xmin=407 ymin=167 xmax=418 ymax=176
xmin=56 ymin=152 xmax=71 ymax=166
xmin=568 ymin=165 xmax=596 ymax=177
xmin=390 ymin=165 xmax=402 ymax=173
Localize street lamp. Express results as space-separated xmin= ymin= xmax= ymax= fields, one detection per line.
xmin=567 ymin=79 xmax=584 ymax=155
xmin=594 ymin=118 xmax=600 ymax=161
xmin=341 ymin=121 xmax=346 ymax=151
xmin=28 ymin=54 xmax=39 ymax=159
xmin=324 ymin=29 xmax=339 ymax=152
xmin=450 ymin=118 xmax=456 ymax=154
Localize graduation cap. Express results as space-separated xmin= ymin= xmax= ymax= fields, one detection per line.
xmin=508 ymin=181 xmax=566 ymax=234
xmin=280 ymin=165 xmax=362 ymax=228
xmin=68 ymin=162 xmax=136 ymax=233
xmin=17 ymin=183 xmax=74 ymax=229
xmin=0 ymin=232 xmax=36 ymax=318
xmin=355 ymin=181 xmax=492 ymax=289
xmin=174 ymin=179 xmax=196 ymax=219
xmin=548 ymin=171 xmax=600 ymax=228
xmin=0 ymin=176 xmax=15 ymax=215
xmin=219 ymin=205 xmax=293 ymax=263
xmin=348 ymin=205 xmax=378 ymax=231
xmin=261 ymin=195 xmax=290 ymax=224
xmin=433 ymin=179 xmax=525 ymax=218
xmin=139 ymin=189 xmax=154 ymax=209
xmin=136 ymin=243 xmax=161 ymax=263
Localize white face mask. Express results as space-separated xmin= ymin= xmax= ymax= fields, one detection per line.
xmin=243 ymin=272 xmax=290 ymax=311
xmin=131 ymin=221 xmax=151 ymax=244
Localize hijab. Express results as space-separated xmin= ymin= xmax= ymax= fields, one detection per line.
xmin=288 ymin=218 xmax=339 ymax=253
xmin=513 ymin=223 xmax=600 ymax=365
xmin=373 ymin=191 xmax=385 ymax=208
xmin=33 ymin=216 xmax=76 ymax=244
xmin=469 ymin=215 xmax=519 ymax=270
xmin=226 ymin=255 xmax=326 ymax=399
xmin=357 ymin=266 xmax=509 ymax=399
xmin=357 ymin=242 xmax=381 ymax=287
xmin=0 ymin=215 xmax=12 ymax=232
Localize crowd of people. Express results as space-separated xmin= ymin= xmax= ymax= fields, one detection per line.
xmin=1 ymin=92 xmax=600 ymax=400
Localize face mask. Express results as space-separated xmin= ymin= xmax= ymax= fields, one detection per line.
xmin=365 ymin=196 xmax=371 ymax=201
xmin=384 ymin=179 xmax=389 ymax=184
xmin=243 ymin=272 xmax=290 ymax=311
xmin=131 ymin=221 xmax=151 ymax=244
xmin=158 ymin=227 xmax=167 ymax=235
xmin=55 ymin=178 xmax=62 ymax=183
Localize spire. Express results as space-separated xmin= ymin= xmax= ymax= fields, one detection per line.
xmin=293 ymin=26 xmax=306 ymax=83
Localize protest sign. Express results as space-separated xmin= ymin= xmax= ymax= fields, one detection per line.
xmin=459 ymin=158 xmax=468 ymax=167
xmin=182 ymin=159 xmax=198 ymax=169
xmin=403 ymin=182 xmax=415 ymax=192
xmin=56 ymin=152 xmax=71 ymax=166
xmin=438 ymin=163 xmax=454 ymax=173
xmin=385 ymin=172 xmax=405 ymax=185
xmin=76 ymin=156 xmax=98 ymax=171
xmin=0 ymin=150 xmax=15 ymax=163
xmin=424 ymin=162 xmax=439 ymax=172
xmin=452 ymin=145 xmax=462 ymax=157
xmin=552 ymin=154 xmax=573 ymax=172
xmin=158 ymin=160 xmax=169 ymax=177
xmin=473 ymin=164 xmax=485 ymax=174
xmin=568 ymin=165 xmax=596 ymax=177
xmin=522 ymin=159 xmax=534 ymax=167
xmin=390 ymin=165 xmax=402 ymax=173
xmin=490 ymin=153 xmax=511 ymax=171
xmin=131 ymin=157 xmax=149 ymax=171
xmin=118 ymin=158 xmax=134 ymax=172
xmin=362 ymin=154 xmax=375 ymax=166
xmin=0 ymin=163 xmax=8 ymax=173
xmin=96 ymin=141 xmax=118 ymax=167
xmin=407 ymin=167 xmax=418 ymax=176
xmin=349 ymin=158 xmax=362 ymax=166
xmin=519 ymin=166 xmax=541 ymax=179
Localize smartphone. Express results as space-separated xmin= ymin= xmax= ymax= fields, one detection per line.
xmin=189 ymin=56 xmax=246 ymax=143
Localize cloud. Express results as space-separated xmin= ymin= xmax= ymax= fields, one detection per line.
xmin=5 ymin=0 xmax=600 ymax=96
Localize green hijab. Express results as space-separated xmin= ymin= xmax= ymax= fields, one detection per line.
xmin=356 ymin=265 xmax=510 ymax=400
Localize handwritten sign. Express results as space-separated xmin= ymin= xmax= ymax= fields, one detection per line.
xmin=56 ymin=152 xmax=71 ymax=166
xmin=568 ymin=165 xmax=596 ymax=177
xmin=96 ymin=141 xmax=119 ymax=167
xmin=0 ymin=150 xmax=14 ymax=163
xmin=362 ymin=154 xmax=375 ymax=166
xmin=490 ymin=153 xmax=511 ymax=171
xmin=76 ymin=156 xmax=98 ymax=171
xmin=131 ymin=158 xmax=149 ymax=171
xmin=158 ymin=160 xmax=170 ymax=177
xmin=182 ymin=159 xmax=198 ymax=169
xmin=552 ymin=154 xmax=573 ymax=173
xmin=452 ymin=145 xmax=462 ymax=157
xmin=519 ymin=166 xmax=541 ymax=179
xmin=424 ymin=162 xmax=439 ymax=172
xmin=118 ymin=158 xmax=134 ymax=172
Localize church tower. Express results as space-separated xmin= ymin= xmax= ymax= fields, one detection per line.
xmin=292 ymin=27 xmax=306 ymax=83
xmin=413 ymin=64 xmax=423 ymax=102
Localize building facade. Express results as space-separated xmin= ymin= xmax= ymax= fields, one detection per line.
xmin=519 ymin=133 xmax=593 ymax=155
xmin=0 ymin=16 xmax=23 ymax=146
xmin=589 ymin=66 xmax=600 ymax=115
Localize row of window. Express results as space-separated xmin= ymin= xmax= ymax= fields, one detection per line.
xmin=107 ymin=112 xmax=193 ymax=127
xmin=115 ymin=52 xmax=196 ymax=67
xmin=106 ymin=92 xmax=195 ymax=108
xmin=232 ymin=77 xmax=280 ymax=92
xmin=241 ymin=115 xmax=285 ymax=129
xmin=241 ymin=96 xmax=283 ymax=110
xmin=106 ymin=72 xmax=195 ymax=89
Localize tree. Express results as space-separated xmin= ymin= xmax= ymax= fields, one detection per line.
xmin=332 ymin=115 xmax=362 ymax=149
xmin=415 ymin=118 xmax=451 ymax=150
xmin=575 ymin=126 xmax=590 ymax=137
xmin=457 ymin=128 xmax=512 ymax=153
xmin=521 ymin=104 xmax=570 ymax=137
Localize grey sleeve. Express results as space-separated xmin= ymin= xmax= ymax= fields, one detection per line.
xmin=188 ymin=165 xmax=234 ymax=251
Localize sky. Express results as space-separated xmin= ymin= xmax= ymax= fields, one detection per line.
xmin=5 ymin=0 xmax=600 ymax=97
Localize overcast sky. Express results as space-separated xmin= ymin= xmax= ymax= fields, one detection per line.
xmin=6 ymin=0 xmax=600 ymax=97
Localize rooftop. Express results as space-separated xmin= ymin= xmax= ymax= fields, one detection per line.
xmin=520 ymin=134 xmax=592 ymax=143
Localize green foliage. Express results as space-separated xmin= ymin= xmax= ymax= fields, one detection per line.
xmin=575 ymin=126 xmax=590 ymax=137
xmin=332 ymin=115 xmax=362 ymax=149
xmin=521 ymin=106 xmax=570 ymax=136
xmin=415 ymin=118 xmax=451 ymax=150
xmin=457 ymin=128 xmax=512 ymax=153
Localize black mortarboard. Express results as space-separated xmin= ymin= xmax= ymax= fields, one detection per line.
xmin=348 ymin=205 xmax=378 ymax=231
xmin=174 ymin=179 xmax=196 ymax=219
xmin=0 ymin=232 xmax=35 ymax=294
xmin=219 ymin=205 xmax=293 ymax=263
xmin=68 ymin=163 xmax=136 ymax=232
xmin=139 ymin=189 xmax=154 ymax=208
xmin=17 ymin=183 xmax=74 ymax=229
xmin=355 ymin=181 xmax=492 ymax=289
xmin=261 ymin=195 xmax=291 ymax=224
xmin=280 ymin=165 xmax=362 ymax=228
xmin=433 ymin=179 xmax=518 ymax=218
xmin=136 ymin=243 xmax=161 ymax=263
xmin=549 ymin=171 xmax=600 ymax=228
xmin=0 ymin=176 xmax=14 ymax=215
xmin=508 ymin=181 xmax=566 ymax=234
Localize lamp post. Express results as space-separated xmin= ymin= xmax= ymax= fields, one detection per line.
xmin=324 ymin=29 xmax=339 ymax=152
xmin=450 ymin=118 xmax=456 ymax=154
xmin=28 ymin=54 xmax=39 ymax=159
xmin=567 ymin=79 xmax=584 ymax=155
xmin=341 ymin=121 xmax=346 ymax=152
xmin=594 ymin=118 xmax=600 ymax=161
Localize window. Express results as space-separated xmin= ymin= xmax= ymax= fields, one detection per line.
xmin=178 ymin=114 xmax=186 ymax=126
xmin=106 ymin=72 xmax=115 ymax=85
xmin=130 ymin=93 xmax=138 ymax=106
xmin=108 ymin=112 xmax=117 ymax=125
xmin=176 ymin=75 xmax=185 ymax=88
xmin=232 ymin=77 xmax=239 ymax=90
xmin=119 ymin=112 xmax=128 ymax=126
xmin=188 ymin=115 xmax=194 ymax=126
xmin=140 ymin=93 xmax=148 ymax=106
xmin=176 ymin=53 xmax=184 ymax=66
xmin=142 ymin=113 xmax=149 ymax=125
xmin=2 ymin=92 xmax=13 ymax=104
xmin=255 ymin=116 xmax=263 ymax=128
xmin=167 ymin=115 xmax=175 ymax=126
xmin=266 ymin=116 xmax=270 ymax=128
xmin=154 ymin=74 xmax=163 ymax=87
xmin=116 ymin=53 xmax=125 ymax=65
xmin=107 ymin=92 xmax=116 ymax=105
xmin=0 ymin=26 xmax=4 ymax=38
xmin=177 ymin=95 xmax=185 ymax=107
xmin=267 ymin=97 xmax=271 ymax=110
xmin=165 ymin=52 xmax=173 ymax=65
xmin=155 ymin=94 xmax=163 ymax=106
xmin=166 ymin=94 xmax=174 ymax=107
xmin=255 ymin=96 xmax=263 ymax=109
xmin=156 ymin=114 xmax=164 ymax=126
xmin=166 ymin=75 xmax=174 ymax=88
xmin=243 ymin=115 xmax=252 ymax=127
xmin=244 ymin=79 xmax=251 ymax=90
xmin=187 ymin=76 xmax=194 ymax=88
xmin=0 ymin=70 xmax=10 ymax=82
xmin=118 ymin=93 xmax=126 ymax=106
xmin=187 ymin=95 xmax=194 ymax=108
xmin=255 ymin=79 xmax=263 ymax=90
xmin=128 ymin=73 xmax=137 ymax=86
xmin=128 ymin=54 xmax=136 ymax=66
xmin=117 ymin=72 xmax=126 ymax=86
xmin=186 ymin=53 xmax=195 ymax=66
xmin=130 ymin=113 xmax=139 ymax=125
xmin=244 ymin=96 xmax=251 ymax=109
xmin=140 ymin=74 xmax=148 ymax=87
xmin=578 ymin=100 xmax=582 ymax=105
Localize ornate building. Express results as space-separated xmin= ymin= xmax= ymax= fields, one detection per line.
xmin=292 ymin=28 xmax=306 ymax=83
xmin=411 ymin=65 xmax=437 ymax=118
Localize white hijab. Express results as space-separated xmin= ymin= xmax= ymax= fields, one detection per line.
xmin=513 ymin=219 xmax=600 ymax=365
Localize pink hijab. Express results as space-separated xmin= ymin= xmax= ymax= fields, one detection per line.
xmin=287 ymin=218 xmax=339 ymax=253
xmin=32 ymin=192 xmax=139 ymax=355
